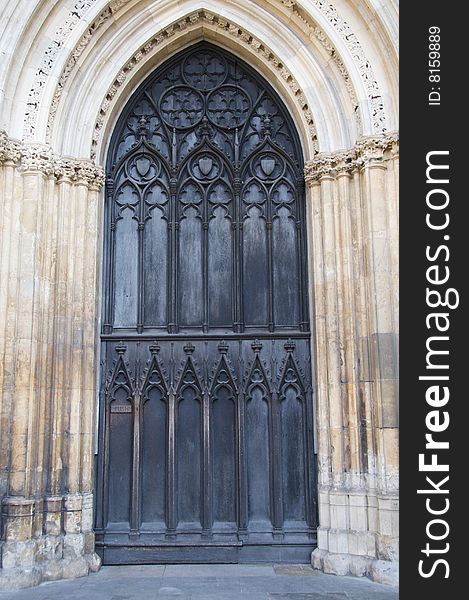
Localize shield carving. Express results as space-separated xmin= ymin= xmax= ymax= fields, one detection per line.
xmin=261 ymin=157 xmax=275 ymax=176
xmin=198 ymin=156 xmax=213 ymax=176
xmin=136 ymin=156 xmax=151 ymax=177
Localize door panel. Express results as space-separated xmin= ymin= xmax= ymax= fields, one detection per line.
xmin=143 ymin=206 xmax=168 ymax=326
xmin=246 ymin=385 xmax=271 ymax=527
xmin=177 ymin=384 xmax=202 ymax=527
xmin=96 ymin=43 xmax=316 ymax=564
xmin=141 ymin=387 xmax=166 ymax=525
xmin=212 ymin=385 xmax=237 ymax=526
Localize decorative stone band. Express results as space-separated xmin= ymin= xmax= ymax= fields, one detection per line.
xmin=46 ymin=3 xmax=364 ymax=152
xmin=19 ymin=0 xmax=390 ymax=144
xmin=304 ymin=132 xmax=399 ymax=184
xmin=0 ymin=131 xmax=105 ymax=190
xmin=42 ymin=1 xmax=387 ymax=146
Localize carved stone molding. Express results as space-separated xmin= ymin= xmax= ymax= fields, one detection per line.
xmin=278 ymin=1 xmax=361 ymax=132
xmin=0 ymin=131 xmax=105 ymax=189
xmin=0 ymin=130 xmax=21 ymax=164
xmin=46 ymin=6 xmax=115 ymax=142
xmin=304 ymin=132 xmax=399 ymax=183
xmin=109 ymin=0 xmax=130 ymax=12
xmin=26 ymin=0 xmax=388 ymax=149
xmin=18 ymin=142 xmax=56 ymax=175
xmin=89 ymin=9 xmax=320 ymax=159
xmin=281 ymin=0 xmax=387 ymax=133
xmin=355 ymin=132 xmax=399 ymax=165
xmin=45 ymin=0 xmax=365 ymax=149
xmin=309 ymin=25 xmax=361 ymax=132
xmin=305 ymin=0 xmax=387 ymax=132
xmin=23 ymin=0 xmax=100 ymax=140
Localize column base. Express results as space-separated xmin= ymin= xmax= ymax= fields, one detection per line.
xmin=0 ymin=493 xmax=101 ymax=591
xmin=0 ymin=538 xmax=101 ymax=591
xmin=0 ymin=537 xmax=101 ymax=591
xmin=311 ymin=548 xmax=399 ymax=587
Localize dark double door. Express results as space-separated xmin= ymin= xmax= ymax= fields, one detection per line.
xmin=95 ymin=44 xmax=317 ymax=564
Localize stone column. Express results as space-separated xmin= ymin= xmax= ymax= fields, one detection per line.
xmin=305 ymin=133 xmax=399 ymax=586
xmin=0 ymin=132 xmax=104 ymax=591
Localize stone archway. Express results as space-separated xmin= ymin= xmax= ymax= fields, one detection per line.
xmin=0 ymin=0 xmax=399 ymax=589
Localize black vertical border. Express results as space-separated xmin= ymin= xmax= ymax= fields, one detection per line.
xmin=400 ymin=4 xmax=465 ymax=597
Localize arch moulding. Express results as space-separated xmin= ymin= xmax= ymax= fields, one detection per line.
xmin=47 ymin=1 xmax=361 ymax=161
xmin=0 ymin=0 xmax=399 ymax=161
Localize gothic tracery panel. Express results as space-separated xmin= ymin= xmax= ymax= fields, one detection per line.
xmin=104 ymin=43 xmax=308 ymax=335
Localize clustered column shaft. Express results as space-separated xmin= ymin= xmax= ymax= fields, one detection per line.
xmin=305 ymin=133 xmax=399 ymax=585
xmin=0 ymin=132 xmax=104 ymax=590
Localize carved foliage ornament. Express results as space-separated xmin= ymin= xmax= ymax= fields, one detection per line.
xmin=0 ymin=131 xmax=105 ymax=189
xmin=0 ymin=130 xmax=21 ymax=164
xmin=303 ymin=132 xmax=399 ymax=182
xmin=23 ymin=0 xmax=99 ymax=139
xmin=308 ymin=0 xmax=386 ymax=132
xmin=46 ymin=6 xmax=114 ymax=141
xmin=280 ymin=0 xmax=386 ymax=132
xmin=278 ymin=1 xmax=361 ymax=132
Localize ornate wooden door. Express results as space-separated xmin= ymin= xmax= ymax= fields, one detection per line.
xmin=95 ymin=43 xmax=317 ymax=564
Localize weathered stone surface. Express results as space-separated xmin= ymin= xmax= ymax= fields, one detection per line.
xmin=61 ymin=557 xmax=90 ymax=580
xmin=370 ymin=560 xmax=399 ymax=587
xmin=0 ymin=547 xmax=101 ymax=591
xmin=41 ymin=560 xmax=63 ymax=582
xmin=0 ymin=495 xmax=100 ymax=588
xmin=1 ymin=540 xmax=39 ymax=570
xmin=86 ymin=552 xmax=102 ymax=573
xmin=312 ymin=549 xmax=398 ymax=587
xmin=0 ymin=567 xmax=42 ymax=592
xmin=348 ymin=555 xmax=372 ymax=578
xmin=322 ymin=553 xmax=351 ymax=577
xmin=311 ymin=548 xmax=328 ymax=571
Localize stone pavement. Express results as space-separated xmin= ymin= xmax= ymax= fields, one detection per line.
xmin=0 ymin=564 xmax=398 ymax=600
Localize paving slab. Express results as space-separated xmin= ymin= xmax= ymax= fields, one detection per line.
xmin=270 ymin=595 xmax=348 ymax=600
xmin=0 ymin=564 xmax=399 ymax=600
xmin=164 ymin=565 xmax=276 ymax=577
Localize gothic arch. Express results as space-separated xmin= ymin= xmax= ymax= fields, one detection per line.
xmin=0 ymin=0 xmax=399 ymax=589
xmin=0 ymin=0 xmax=399 ymax=157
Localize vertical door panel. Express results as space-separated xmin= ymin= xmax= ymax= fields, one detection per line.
xmin=273 ymin=207 xmax=299 ymax=326
xmin=113 ymin=208 xmax=138 ymax=327
xmin=243 ymin=207 xmax=268 ymax=326
xmin=178 ymin=208 xmax=203 ymax=327
xmin=246 ymin=387 xmax=271 ymax=526
xmin=208 ymin=206 xmax=233 ymax=327
xmin=281 ymin=387 xmax=306 ymax=522
xmin=141 ymin=389 xmax=167 ymax=525
xmin=108 ymin=411 xmax=133 ymax=523
xmin=144 ymin=207 xmax=168 ymax=326
xmin=212 ymin=387 xmax=237 ymax=525
xmin=177 ymin=388 xmax=202 ymax=526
